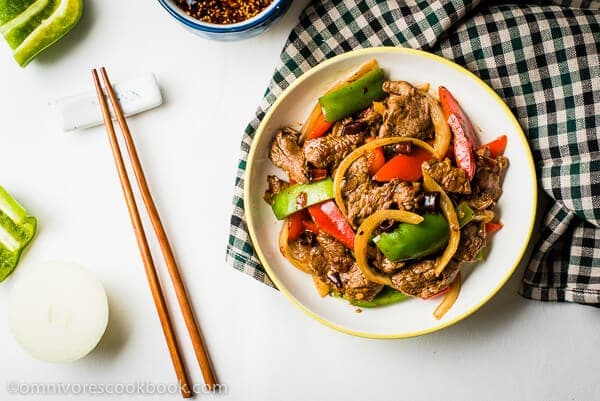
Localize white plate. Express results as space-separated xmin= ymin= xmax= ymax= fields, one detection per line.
xmin=245 ymin=47 xmax=537 ymax=338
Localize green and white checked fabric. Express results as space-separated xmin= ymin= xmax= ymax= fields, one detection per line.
xmin=226 ymin=0 xmax=600 ymax=303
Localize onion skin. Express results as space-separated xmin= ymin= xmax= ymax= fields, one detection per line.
xmin=354 ymin=209 xmax=424 ymax=286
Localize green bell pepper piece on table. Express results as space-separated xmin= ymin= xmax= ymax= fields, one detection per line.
xmin=318 ymin=68 xmax=387 ymax=122
xmin=272 ymin=178 xmax=334 ymax=220
xmin=346 ymin=287 xmax=408 ymax=308
xmin=0 ymin=186 xmax=37 ymax=282
xmin=373 ymin=213 xmax=449 ymax=262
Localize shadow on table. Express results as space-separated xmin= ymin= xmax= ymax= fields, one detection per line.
xmin=88 ymin=288 xmax=131 ymax=361
xmin=35 ymin=0 xmax=96 ymax=66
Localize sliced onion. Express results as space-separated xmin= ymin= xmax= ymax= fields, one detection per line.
xmin=422 ymin=91 xmax=451 ymax=160
xmin=9 ymin=261 xmax=109 ymax=363
xmin=343 ymin=59 xmax=379 ymax=83
xmin=433 ymin=272 xmax=461 ymax=320
xmin=422 ymin=170 xmax=460 ymax=276
xmin=333 ymin=137 xmax=435 ymax=217
xmin=279 ymin=222 xmax=313 ymax=275
xmin=312 ymin=276 xmax=330 ymax=297
xmin=355 ymin=209 xmax=424 ymax=286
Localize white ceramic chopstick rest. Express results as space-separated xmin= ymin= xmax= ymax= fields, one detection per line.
xmin=9 ymin=261 xmax=109 ymax=363
xmin=51 ymin=73 xmax=163 ymax=132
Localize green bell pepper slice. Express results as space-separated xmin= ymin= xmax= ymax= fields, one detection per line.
xmin=0 ymin=185 xmax=37 ymax=282
xmin=272 ymin=178 xmax=334 ymax=220
xmin=456 ymin=201 xmax=474 ymax=228
xmin=373 ymin=213 xmax=449 ymax=262
xmin=346 ymin=287 xmax=408 ymax=308
xmin=319 ymin=68 xmax=387 ymax=122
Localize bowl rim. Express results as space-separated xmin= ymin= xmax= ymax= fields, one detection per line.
xmin=244 ymin=47 xmax=538 ymax=339
xmin=158 ymin=0 xmax=286 ymax=33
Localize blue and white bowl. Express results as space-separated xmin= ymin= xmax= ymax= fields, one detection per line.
xmin=158 ymin=0 xmax=293 ymax=41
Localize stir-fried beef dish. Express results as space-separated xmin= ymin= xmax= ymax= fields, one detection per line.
xmin=263 ymin=60 xmax=509 ymax=318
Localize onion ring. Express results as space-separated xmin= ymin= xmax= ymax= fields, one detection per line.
xmin=422 ymin=170 xmax=460 ymax=276
xmin=354 ymin=209 xmax=424 ymax=286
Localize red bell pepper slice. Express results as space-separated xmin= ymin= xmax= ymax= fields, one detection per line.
xmin=485 ymin=222 xmax=503 ymax=233
xmin=286 ymin=211 xmax=306 ymax=241
xmin=373 ymin=147 xmax=432 ymax=182
xmin=302 ymin=220 xmax=320 ymax=235
xmin=308 ymin=200 xmax=355 ymax=249
xmin=305 ymin=111 xmax=334 ymax=140
xmin=439 ymin=86 xmax=478 ymax=180
xmin=483 ymin=135 xmax=507 ymax=158
xmin=365 ymin=138 xmax=386 ymax=175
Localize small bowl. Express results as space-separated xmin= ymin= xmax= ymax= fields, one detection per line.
xmin=158 ymin=0 xmax=293 ymax=41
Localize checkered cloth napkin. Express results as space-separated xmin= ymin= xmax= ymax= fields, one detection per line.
xmin=226 ymin=0 xmax=600 ymax=304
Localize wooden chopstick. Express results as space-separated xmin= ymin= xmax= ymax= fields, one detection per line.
xmin=92 ymin=69 xmax=194 ymax=398
xmin=98 ymin=68 xmax=218 ymax=388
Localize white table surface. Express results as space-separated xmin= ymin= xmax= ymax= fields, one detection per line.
xmin=1 ymin=1 xmax=598 ymax=400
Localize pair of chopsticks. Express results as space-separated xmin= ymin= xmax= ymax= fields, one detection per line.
xmin=92 ymin=68 xmax=217 ymax=398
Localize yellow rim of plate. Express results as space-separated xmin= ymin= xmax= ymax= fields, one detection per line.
xmin=244 ymin=47 xmax=538 ymax=339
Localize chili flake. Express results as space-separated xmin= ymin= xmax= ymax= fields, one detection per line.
xmin=175 ymin=0 xmax=274 ymax=25
xmin=296 ymin=192 xmax=307 ymax=209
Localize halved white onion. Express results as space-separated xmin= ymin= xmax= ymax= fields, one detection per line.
xmin=9 ymin=261 xmax=109 ymax=363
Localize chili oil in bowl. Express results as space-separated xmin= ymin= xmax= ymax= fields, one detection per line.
xmin=158 ymin=0 xmax=293 ymax=41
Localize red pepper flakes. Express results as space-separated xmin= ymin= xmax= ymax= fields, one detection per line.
xmin=175 ymin=0 xmax=274 ymax=25
xmin=296 ymin=192 xmax=307 ymax=209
